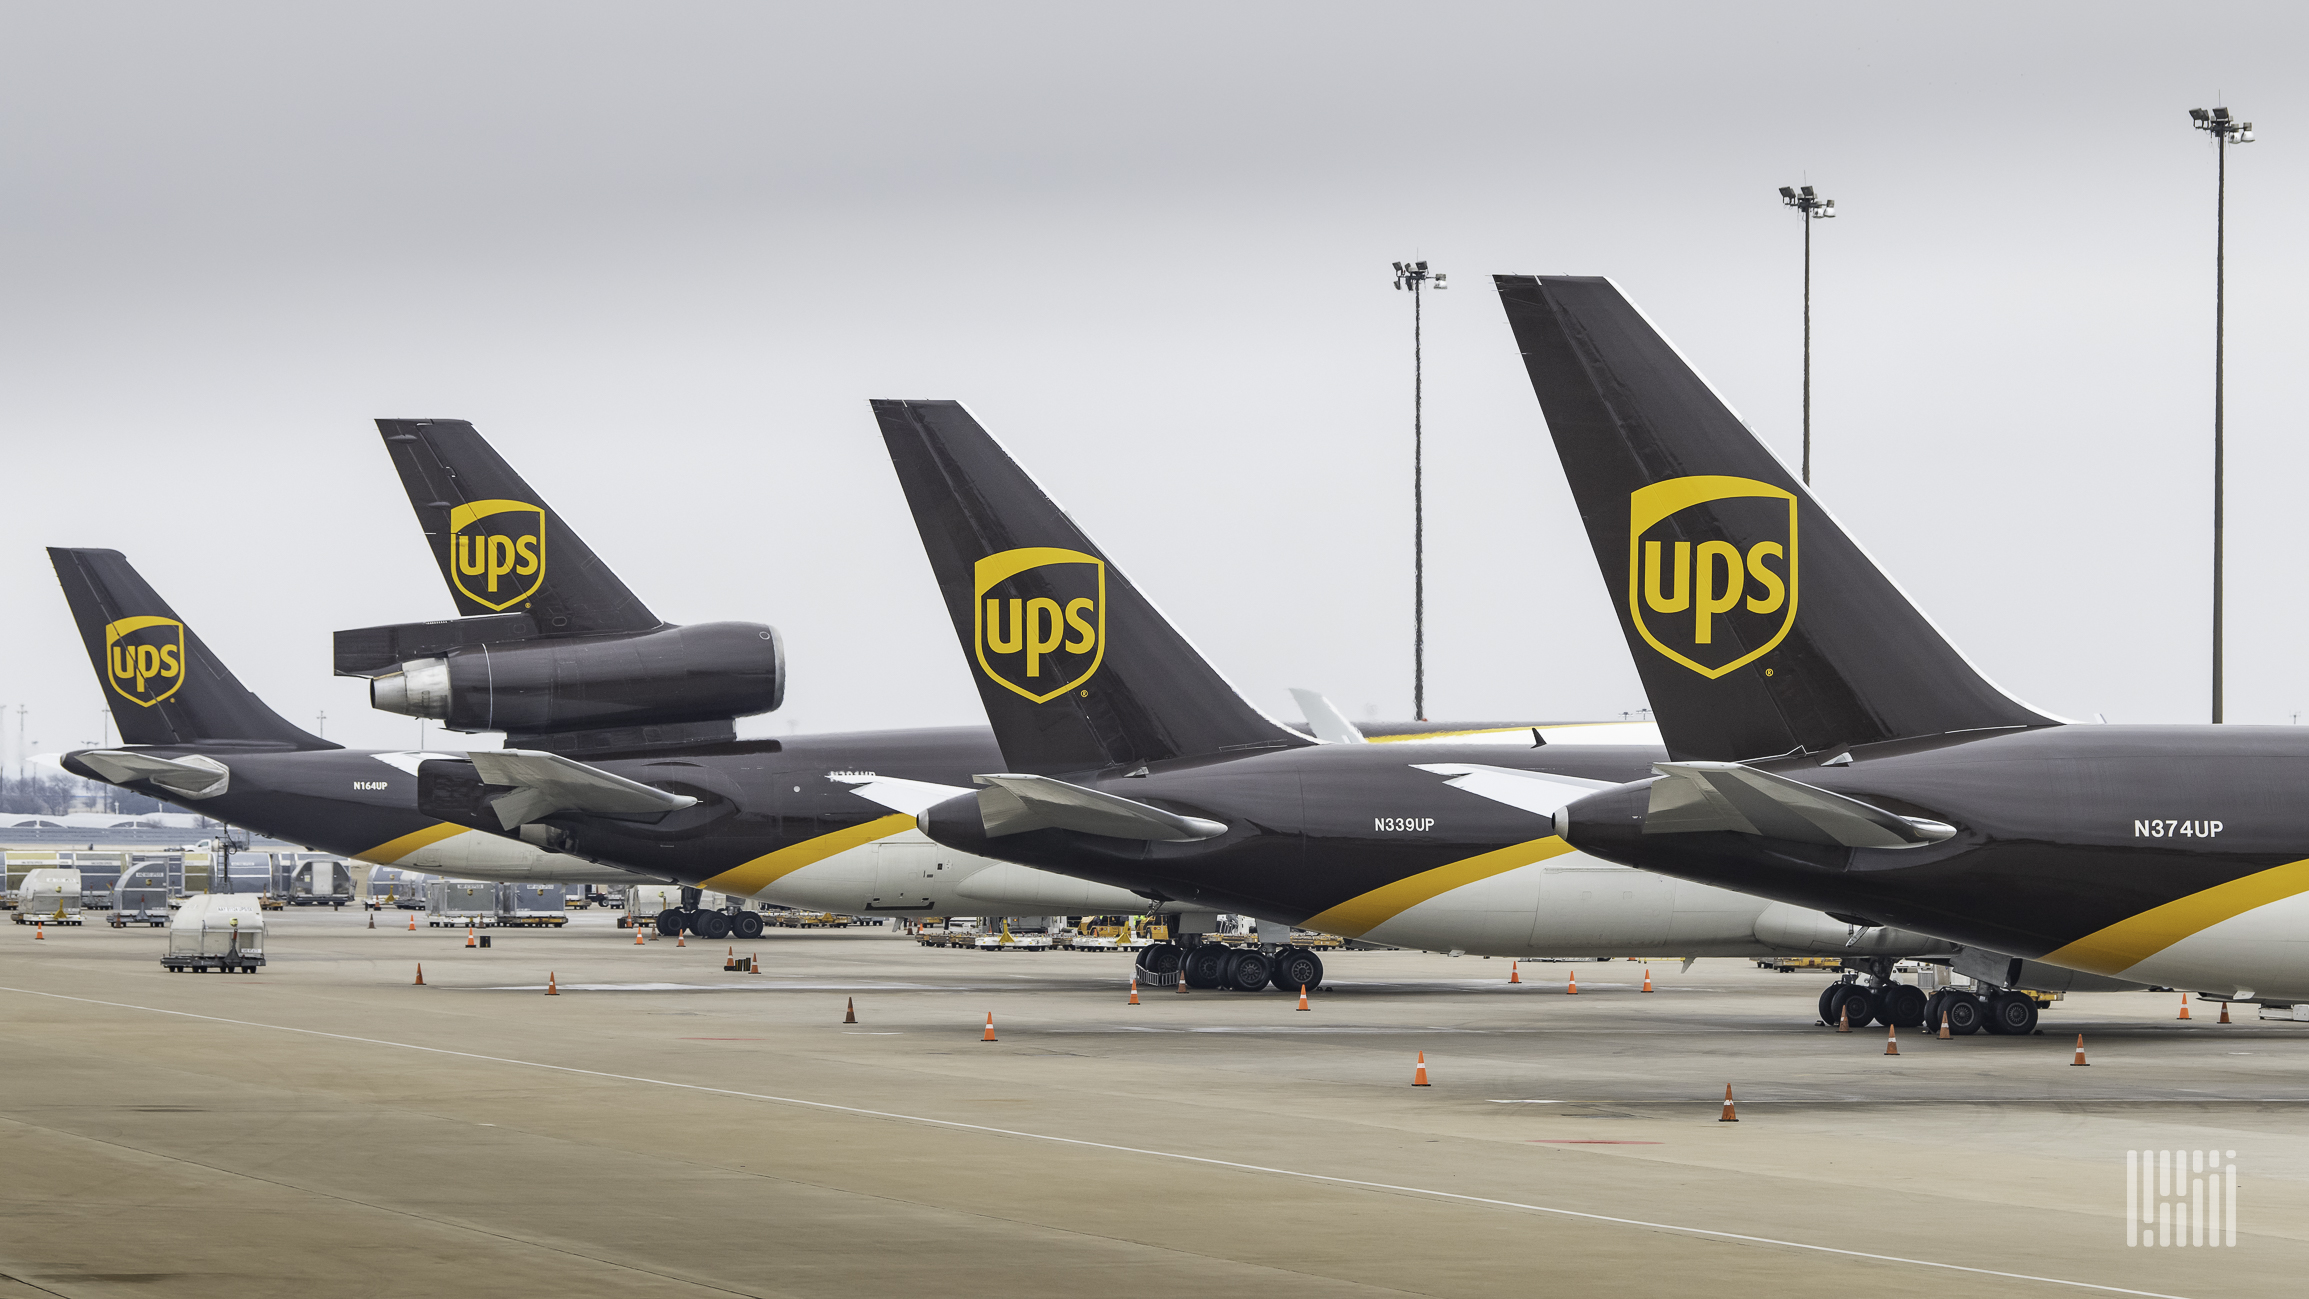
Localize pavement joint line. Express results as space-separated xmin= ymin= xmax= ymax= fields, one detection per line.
xmin=0 ymin=985 xmax=2202 ymax=1299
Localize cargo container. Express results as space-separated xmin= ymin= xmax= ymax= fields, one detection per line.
xmin=426 ymin=879 xmax=498 ymax=926
xmin=14 ymin=868 xmax=82 ymax=924
xmin=163 ymin=894 xmax=264 ymax=972
xmin=499 ymin=882 xmax=569 ymax=926
xmin=110 ymin=860 xmax=173 ymax=926
xmin=285 ymin=855 xmax=354 ymax=907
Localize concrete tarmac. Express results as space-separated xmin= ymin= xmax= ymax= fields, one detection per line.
xmin=4 ymin=913 xmax=2306 ymax=1298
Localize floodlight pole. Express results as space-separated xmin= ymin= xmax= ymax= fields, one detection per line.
xmin=1393 ymin=259 xmax=1446 ymax=721
xmin=1778 ymin=187 xmax=1835 ymax=484
xmin=2191 ymin=106 xmax=2253 ymax=723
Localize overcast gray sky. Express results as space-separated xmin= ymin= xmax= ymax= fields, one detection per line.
xmin=5 ymin=3 xmax=2305 ymax=762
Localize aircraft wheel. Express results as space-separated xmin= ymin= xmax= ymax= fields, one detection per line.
xmin=1986 ymin=991 xmax=2039 ymax=1035
xmin=1830 ymin=984 xmax=1878 ymax=1029
xmin=1817 ymin=981 xmax=1849 ymax=1025
xmin=654 ymin=910 xmax=683 ymax=937
xmin=693 ymin=910 xmax=732 ymax=941
xmin=1271 ymin=947 xmax=1324 ymax=992
xmin=1183 ymin=945 xmax=1229 ymax=989
xmin=732 ymin=911 xmax=765 ymax=940
xmin=1135 ymin=943 xmax=1183 ymax=986
xmin=1225 ymin=948 xmax=1274 ymax=992
xmin=1881 ymin=984 xmax=1929 ymax=1028
xmin=1921 ymin=990 xmax=1947 ymax=1031
xmin=1942 ymin=993 xmax=1985 ymax=1035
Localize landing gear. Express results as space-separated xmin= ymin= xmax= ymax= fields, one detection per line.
xmin=732 ymin=910 xmax=764 ymax=940
xmin=655 ymin=910 xmax=683 ymax=937
xmin=1879 ymin=983 xmax=1929 ymax=1028
xmin=1827 ymin=983 xmax=1878 ymax=1029
xmin=1222 ymin=948 xmax=1273 ymax=992
xmin=1135 ymin=943 xmax=1184 ymax=987
xmin=692 ymin=909 xmax=732 ymax=941
xmin=1270 ymin=946 xmax=1324 ymax=992
xmin=1183 ymin=944 xmax=1230 ymax=989
xmin=1985 ymin=991 xmax=2040 ymax=1035
xmin=1940 ymin=992 xmax=1985 ymax=1035
xmin=1817 ymin=982 xmax=1848 ymax=1025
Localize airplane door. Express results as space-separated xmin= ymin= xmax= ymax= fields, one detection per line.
xmin=872 ymin=840 xmax=939 ymax=911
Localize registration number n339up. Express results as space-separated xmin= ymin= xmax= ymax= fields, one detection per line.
xmin=1374 ymin=817 xmax=1436 ymax=832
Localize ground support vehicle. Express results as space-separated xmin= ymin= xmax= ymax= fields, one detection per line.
xmin=163 ymin=895 xmax=264 ymax=973
xmin=13 ymin=869 xmax=83 ymax=925
xmin=109 ymin=860 xmax=172 ymax=926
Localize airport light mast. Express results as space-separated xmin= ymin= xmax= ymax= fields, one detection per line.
xmin=1392 ymin=258 xmax=1446 ymax=721
xmin=2190 ymin=105 xmax=2254 ymax=724
xmin=1777 ymin=185 xmax=1835 ymax=484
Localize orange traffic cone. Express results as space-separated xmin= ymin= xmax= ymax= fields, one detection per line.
xmin=408 ymin=914 xmax=416 ymax=931
xmin=33 ymin=924 xmax=42 ymax=940
xmin=1566 ymin=969 xmax=1579 ymax=995
xmin=545 ymin=972 xmax=559 ymax=995
xmin=1128 ymin=979 xmax=1140 ymax=1006
xmin=1296 ymin=984 xmax=1311 ymax=1011
xmin=1176 ymin=963 xmax=1188 ymax=994
xmin=1719 ymin=1085 xmax=1738 ymax=1122
xmin=1641 ymin=965 xmax=1654 ymax=993
xmin=1884 ymin=1024 xmax=1899 ymax=1056
xmin=466 ymin=926 xmax=477 ymax=948
xmin=981 ymin=1012 xmax=998 ymax=1042
xmin=676 ymin=933 xmax=686 ymax=948
xmin=413 ymin=963 xmax=425 ymax=986
xmin=2220 ymin=1002 xmax=2233 ymax=1024
xmin=635 ymin=926 xmax=645 ymax=946
xmin=1412 ymin=1052 xmax=1431 ymax=1086
xmin=1509 ymin=960 xmax=1521 ymax=984
xmin=368 ymin=912 xmax=375 ymax=930
xmin=2178 ymin=993 xmax=2192 ymax=1021
xmin=2071 ymin=1033 xmax=2089 ymax=1066
xmin=1938 ymin=1012 xmax=1951 ymax=1040
xmin=753 ymin=953 xmax=763 ymax=973
xmin=1837 ymin=1001 xmax=1851 ymax=1032
xmin=844 ymin=997 xmax=857 ymax=1024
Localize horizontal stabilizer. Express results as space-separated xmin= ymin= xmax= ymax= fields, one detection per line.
xmin=1413 ymin=763 xmax=1616 ymax=818
xmin=1646 ymin=762 xmax=1953 ymax=850
xmin=466 ymin=749 xmax=699 ymax=830
xmin=1290 ymin=689 xmax=1368 ymax=744
xmin=973 ymin=773 xmax=1226 ymax=842
xmin=73 ymin=750 xmax=230 ymax=800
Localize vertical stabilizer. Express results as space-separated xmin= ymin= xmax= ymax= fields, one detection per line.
xmin=49 ymin=548 xmax=336 ymax=750
xmin=873 ymin=399 xmax=1310 ymax=774
xmin=375 ymin=419 xmax=660 ymax=635
xmin=1494 ymin=274 xmax=2055 ymax=760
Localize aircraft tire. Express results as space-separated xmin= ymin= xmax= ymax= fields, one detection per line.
xmin=1135 ymin=943 xmax=1184 ymax=986
xmin=733 ymin=911 xmax=764 ymax=940
xmin=1183 ymin=944 xmax=1229 ymax=989
xmin=1831 ymin=984 xmax=1879 ymax=1029
xmin=693 ymin=910 xmax=732 ymax=941
xmin=1271 ymin=947 xmax=1324 ymax=992
xmin=655 ymin=910 xmax=684 ymax=937
xmin=1942 ymin=993 xmax=1985 ymax=1035
xmin=1225 ymin=948 xmax=1274 ymax=992
xmin=1986 ymin=991 xmax=2039 ymax=1036
xmin=1817 ymin=981 xmax=1848 ymax=1025
xmin=1881 ymin=983 xmax=1930 ymax=1028
xmin=1921 ymin=990 xmax=1947 ymax=1031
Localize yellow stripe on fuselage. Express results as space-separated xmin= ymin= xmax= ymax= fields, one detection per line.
xmin=1301 ymin=836 xmax=1577 ymax=939
xmin=354 ymin=821 xmax=468 ymax=866
xmin=701 ymin=814 xmax=918 ymax=897
xmin=2040 ymin=857 xmax=2309 ymax=975
xmin=1364 ymin=727 xmax=1530 ymax=744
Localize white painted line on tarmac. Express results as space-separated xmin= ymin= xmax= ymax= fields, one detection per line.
xmin=0 ymin=985 xmax=2201 ymax=1299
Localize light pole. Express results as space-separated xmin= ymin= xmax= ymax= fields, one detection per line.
xmin=2190 ymin=106 xmax=2254 ymax=723
xmin=1777 ymin=185 xmax=1836 ymax=484
xmin=1392 ymin=258 xmax=1446 ymax=720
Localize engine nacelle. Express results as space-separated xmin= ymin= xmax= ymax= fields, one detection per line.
xmin=370 ymin=621 xmax=784 ymax=737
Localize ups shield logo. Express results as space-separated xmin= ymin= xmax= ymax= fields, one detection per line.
xmin=1628 ymin=475 xmax=1797 ymax=679
xmin=974 ymin=547 xmax=1105 ymax=704
xmin=450 ymin=499 xmax=546 ymax=611
xmin=104 ymin=616 xmax=186 ymax=707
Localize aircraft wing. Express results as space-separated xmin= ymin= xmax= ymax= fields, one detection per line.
xmin=1647 ymin=762 xmax=1954 ymax=850
xmin=466 ymin=749 xmax=698 ymax=830
xmin=973 ymin=773 xmax=1226 ymax=842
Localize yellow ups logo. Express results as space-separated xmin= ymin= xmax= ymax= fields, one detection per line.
xmin=450 ymin=499 xmax=546 ymax=611
xmin=104 ymin=616 xmax=186 ymax=707
xmin=974 ymin=547 xmax=1105 ymax=704
xmin=1628 ymin=475 xmax=1797 ymax=678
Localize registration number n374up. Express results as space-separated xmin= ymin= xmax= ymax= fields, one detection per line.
xmin=2134 ymin=819 xmax=2223 ymax=839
